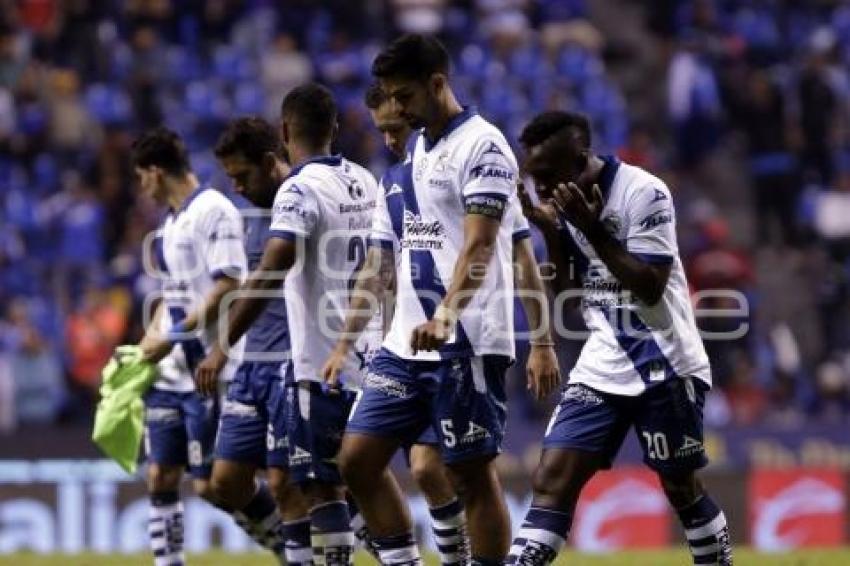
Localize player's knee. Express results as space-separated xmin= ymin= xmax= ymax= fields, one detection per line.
xmin=147 ymin=465 xmax=182 ymax=493
xmin=531 ymin=453 xmax=594 ymax=510
xmin=338 ymin=442 xmax=367 ymax=487
xmin=193 ymin=479 xmax=217 ymax=503
xmin=447 ymin=458 xmax=497 ymax=500
xmin=659 ymin=471 xmax=704 ymax=509
xmin=410 ymin=452 xmax=447 ymax=494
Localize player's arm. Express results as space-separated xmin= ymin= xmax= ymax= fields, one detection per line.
xmin=322 ymin=245 xmax=395 ymax=388
xmin=138 ymin=300 xmax=164 ymax=353
xmin=411 ymin=209 xmax=500 ymax=353
xmin=193 ymin=237 xmax=296 ymax=395
xmin=513 ymin=235 xmax=561 ymax=399
xmin=553 ymin=182 xmax=672 ymax=305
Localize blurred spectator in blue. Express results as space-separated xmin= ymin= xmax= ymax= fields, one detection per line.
xmin=798 ymin=28 xmax=843 ymax=185
xmin=0 ymin=299 xmax=66 ymax=427
xmin=261 ymin=33 xmax=313 ymax=118
xmin=667 ymin=31 xmax=723 ymax=169
xmin=736 ymin=69 xmax=801 ymax=247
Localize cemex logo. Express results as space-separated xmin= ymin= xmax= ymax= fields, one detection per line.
xmin=749 ymin=469 xmax=846 ymax=551
xmin=572 ymin=467 xmax=670 ymax=552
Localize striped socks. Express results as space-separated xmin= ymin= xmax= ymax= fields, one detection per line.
xmin=283 ymin=518 xmax=313 ymax=566
xmin=311 ymin=500 xmax=355 ymax=565
xmin=149 ymin=491 xmax=185 ymax=566
xmin=372 ymin=531 xmax=422 ymax=565
xmin=506 ymin=506 xmax=572 ymax=566
xmin=430 ymin=498 xmax=469 ymax=565
xmin=235 ymin=484 xmax=289 ymax=562
xmin=677 ymin=495 xmax=733 ymax=565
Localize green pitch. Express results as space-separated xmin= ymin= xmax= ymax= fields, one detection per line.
xmin=4 ymin=550 xmax=850 ymax=565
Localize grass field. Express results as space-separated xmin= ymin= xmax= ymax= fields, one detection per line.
xmin=4 ymin=550 xmax=850 ymax=565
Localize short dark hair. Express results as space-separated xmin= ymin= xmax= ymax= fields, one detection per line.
xmin=131 ymin=127 xmax=190 ymax=175
xmin=364 ymin=83 xmax=388 ymax=110
xmin=372 ymin=34 xmax=450 ymax=81
xmin=280 ymin=83 xmax=337 ymax=148
xmin=215 ymin=116 xmax=281 ymax=165
xmin=519 ymin=111 xmax=592 ymax=149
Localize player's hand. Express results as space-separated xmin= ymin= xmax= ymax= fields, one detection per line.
xmin=410 ymin=319 xmax=451 ymax=354
xmin=552 ymin=182 xmax=603 ymax=235
xmin=140 ymin=337 xmax=172 ymax=364
xmin=518 ymin=180 xmax=560 ymax=234
xmin=526 ymin=343 xmax=561 ymax=401
xmin=321 ymin=342 xmax=349 ymax=394
xmin=195 ymin=347 xmax=227 ymax=397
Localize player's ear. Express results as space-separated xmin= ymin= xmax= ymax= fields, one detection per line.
xmin=429 ymin=73 xmax=445 ymax=96
xmin=262 ymin=151 xmax=276 ymax=175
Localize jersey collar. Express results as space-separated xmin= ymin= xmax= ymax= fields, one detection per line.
xmin=597 ymin=155 xmax=621 ymax=199
xmin=422 ymin=106 xmax=477 ymax=152
xmin=287 ymin=154 xmax=343 ymax=178
xmin=174 ymin=184 xmax=206 ymax=214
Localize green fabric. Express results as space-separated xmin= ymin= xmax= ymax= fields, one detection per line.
xmin=91 ymin=345 xmax=158 ymax=473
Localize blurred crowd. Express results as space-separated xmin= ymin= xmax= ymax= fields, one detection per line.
xmin=1 ymin=0 xmax=850 ymax=432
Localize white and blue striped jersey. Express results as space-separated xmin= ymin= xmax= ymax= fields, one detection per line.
xmin=268 ymin=156 xmax=383 ymax=390
xmin=368 ymin=107 xmax=520 ymax=361
xmin=562 ymin=156 xmax=711 ymax=396
xmin=153 ymin=186 xmax=247 ymax=392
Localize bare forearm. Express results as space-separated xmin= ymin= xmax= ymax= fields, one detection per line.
xmin=339 ymin=253 xmax=389 ymax=346
xmin=222 ymin=276 xmax=280 ymax=348
xmin=442 ymin=239 xmax=495 ymax=313
xmin=541 ymin=228 xmax=579 ymax=297
xmin=515 ymin=240 xmax=553 ymax=343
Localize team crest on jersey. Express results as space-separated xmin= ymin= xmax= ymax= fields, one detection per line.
xmin=433 ymin=150 xmax=452 ymax=173
xmin=348 ymin=179 xmax=365 ymax=200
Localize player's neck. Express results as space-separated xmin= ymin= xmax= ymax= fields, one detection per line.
xmin=581 ymin=155 xmax=605 ymax=194
xmin=425 ymin=92 xmax=464 ymax=143
xmin=167 ymin=173 xmax=200 ymax=211
xmin=289 ymin=144 xmax=332 ymax=170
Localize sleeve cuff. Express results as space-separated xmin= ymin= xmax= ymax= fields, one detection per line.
xmin=268 ymin=229 xmax=302 ymax=241
xmin=512 ymin=229 xmax=531 ymax=242
xmin=631 ymin=252 xmax=675 ymax=265
xmin=367 ymin=238 xmax=394 ymax=250
xmin=210 ymin=266 xmax=243 ymax=280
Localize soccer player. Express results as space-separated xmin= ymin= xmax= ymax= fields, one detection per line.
xmin=323 ymin=83 xmax=557 ymax=565
xmin=337 ymin=35 xmax=560 ymax=565
xmin=130 ymin=127 xmax=274 ymax=565
xmin=195 ymin=116 xmax=311 ymax=565
xmin=506 ymin=111 xmax=733 ymax=565
xmin=196 ymin=83 xmax=381 ymax=565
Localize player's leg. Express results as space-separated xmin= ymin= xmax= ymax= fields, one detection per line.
xmin=506 ymin=384 xmax=630 ymax=565
xmin=288 ymin=381 xmax=360 ymax=565
xmin=409 ymin=440 xmax=469 ymax=565
xmin=341 ymin=349 xmax=430 ymax=564
xmin=637 ymin=377 xmax=733 ymax=565
xmin=143 ymin=390 xmax=190 ymax=566
xmin=436 ymin=356 xmax=513 ymax=564
xmin=267 ymin=373 xmax=313 ymax=566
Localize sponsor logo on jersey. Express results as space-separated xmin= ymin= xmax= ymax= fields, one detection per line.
xmin=428 ymin=178 xmax=453 ymax=190
xmin=273 ymin=200 xmax=309 ymax=218
xmin=289 ymin=445 xmax=312 ymax=466
xmin=401 ymin=210 xmax=445 ymax=250
xmin=339 ymin=200 xmax=377 ymax=214
xmin=639 ymin=209 xmax=672 ymax=230
xmin=469 ymin=163 xmax=514 ymax=181
xmin=460 ymin=421 xmax=492 ymax=445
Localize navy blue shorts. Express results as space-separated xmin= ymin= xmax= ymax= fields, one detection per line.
xmin=347 ymin=348 xmax=510 ymax=464
xmin=214 ymin=361 xmax=288 ymax=468
xmin=143 ymin=388 xmax=219 ymax=479
xmin=286 ymin=379 xmax=356 ymax=485
xmin=543 ymin=377 xmax=710 ymax=474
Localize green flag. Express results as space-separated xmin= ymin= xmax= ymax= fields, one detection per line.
xmin=91 ymin=345 xmax=158 ymax=473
